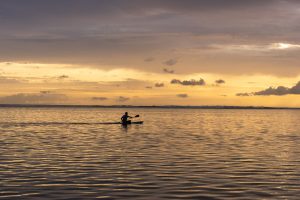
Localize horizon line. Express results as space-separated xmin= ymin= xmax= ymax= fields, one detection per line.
xmin=0 ymin=104 xmax=299 ymax=109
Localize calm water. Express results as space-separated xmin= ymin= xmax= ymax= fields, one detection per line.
xmin=0 ymin=107 xmax=299 ymax=200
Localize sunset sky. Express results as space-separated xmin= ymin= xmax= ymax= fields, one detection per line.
xmin=1 ymin=0 xmax=300 ymax=106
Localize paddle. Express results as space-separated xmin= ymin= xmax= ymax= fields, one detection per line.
xmin=134 ymin=114 xmax=140 ymax=118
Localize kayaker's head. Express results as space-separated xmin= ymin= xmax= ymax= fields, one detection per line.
xmin=125 ymin=112 xmax=128 ymax=116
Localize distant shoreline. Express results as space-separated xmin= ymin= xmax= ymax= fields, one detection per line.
xmin=0 ymin=104 xmax=299 ymax=109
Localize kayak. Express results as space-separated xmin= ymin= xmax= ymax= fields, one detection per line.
xmin=124 ymin=121 xmax=143 ymax=124
xmin=120 ymin=121 xmax=144 ymax=125
xmin=98 ymin=121 xmax=144 ymax=125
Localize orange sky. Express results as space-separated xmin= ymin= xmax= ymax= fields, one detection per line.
xmin=0 ymin=1 xmax=300 ymax=106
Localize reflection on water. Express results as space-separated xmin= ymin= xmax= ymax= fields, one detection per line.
xmin=0 ymin=108 xmax=300 ymax=199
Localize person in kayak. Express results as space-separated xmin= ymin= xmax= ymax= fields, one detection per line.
xmin=121 ymin=112 xmax=133 ymax=125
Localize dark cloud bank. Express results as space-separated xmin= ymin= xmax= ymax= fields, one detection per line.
xmin=0 ymin=91 xmax=67 ymax=104
xmin=237 ymin=81 xmax=300 ymax=96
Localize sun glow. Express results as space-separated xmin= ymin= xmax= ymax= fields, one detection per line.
xmin=270 ymin=43 xmax=300 ymax=50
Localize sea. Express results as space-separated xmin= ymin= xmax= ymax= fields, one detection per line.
xmin=0 ymin=107 xmax=299 ymax=200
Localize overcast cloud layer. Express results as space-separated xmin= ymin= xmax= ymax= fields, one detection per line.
xmin=0 ymin=0 xmax=300 ymax=76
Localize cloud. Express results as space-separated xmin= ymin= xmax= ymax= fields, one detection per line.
xmin=171 ymin=78 xmax=206 ymax=86
xmin=1 ymin=0 xmax=300 ymax=76
xmin=236 ymin=93 xmax=251 ymax=96
xmin=0 ymin=1 xmax=284 ymax=27
xmin=163 ymin=68 xmax=174 ymax=74
xmin=253 ymin=86 xmax=290 ymax=96
xmin=213 ymin=43 xmax=300 ymax=52
xmin=144 ymin=57 xmax=155 ymax=62
xmin=57 ymin=75 xmax=69 ymax=79
xmin=0 ymin=76 xmax=22 ymax=84
xmin=177 ymin=93 xmax=188 ymax=98
xmin=215 ymin=79 xmax=225 ymax=84
xmin=40 ymin=90 xmax=52 ymax=94
xmin=269 ymin=43 xmax=300 ymax=50
xmin=163 ymin=59 xmax=178 ymax=66
xmin=0 ymin=91 xmax=68 ymax=104
xmin=236 ymin=81 xmax=300 ymax=96
xmin=91 ymin=97 xmax=108 ymax=101
xmin=290 ymin=81 xmax=300 ymax=94
xmin=117 ymin=96 xmax=130 ymax=102
xmin=102 ymin=78 xmax=152 ymax=89
xmin=154 ymin=83 xmax=164 ymax=87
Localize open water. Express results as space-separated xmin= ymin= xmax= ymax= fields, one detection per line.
xmin=0 ymin=107 xmax=299 ymax=199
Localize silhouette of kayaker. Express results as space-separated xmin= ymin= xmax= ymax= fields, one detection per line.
xmin=121 ymin=112 xmax=132 ymax=125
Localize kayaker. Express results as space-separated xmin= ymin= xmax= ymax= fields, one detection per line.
xmin=121 ymin=112 xmax=132 ymax=125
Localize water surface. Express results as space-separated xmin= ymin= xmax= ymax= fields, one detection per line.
xmin=0 ymin=108 xmax=299 ymax=199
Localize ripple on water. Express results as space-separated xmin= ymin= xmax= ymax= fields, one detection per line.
xmin=0 ymin=108 xmax=300 ymax=199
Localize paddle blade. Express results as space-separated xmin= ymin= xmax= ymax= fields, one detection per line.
xmin=135 ymin=115 xmax=140 ymax=117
